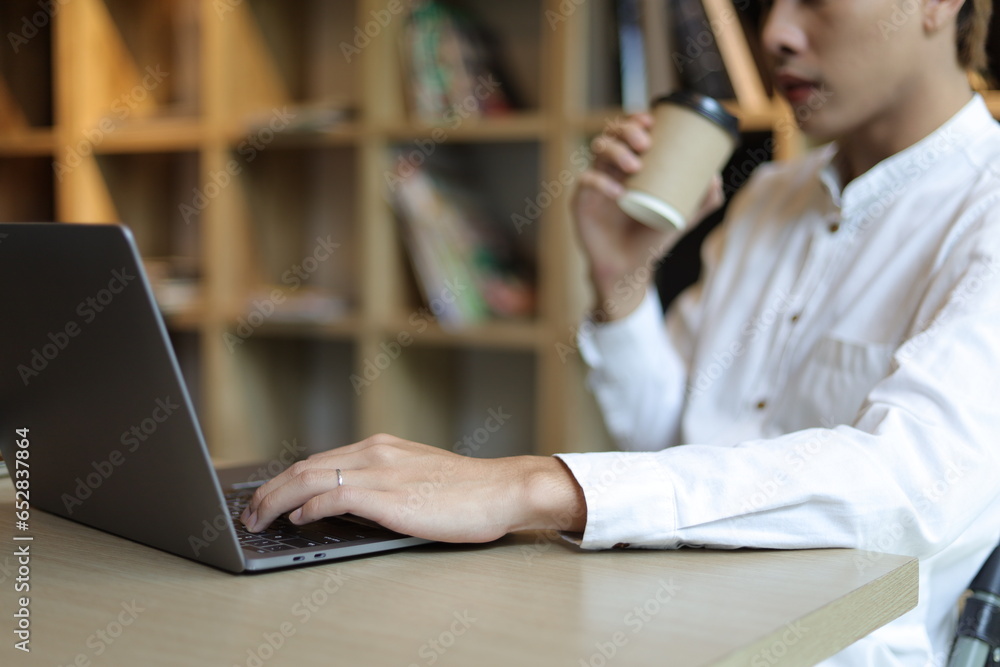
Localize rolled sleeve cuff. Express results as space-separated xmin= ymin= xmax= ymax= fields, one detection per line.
xmin=577 ymin=287 xmax=667 ymax=373
xmin=553 ymin=451 xmax=679 ymax=550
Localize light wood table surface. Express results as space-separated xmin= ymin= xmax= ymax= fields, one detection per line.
xmin=0 ymin=477 xmax=917 ymax=667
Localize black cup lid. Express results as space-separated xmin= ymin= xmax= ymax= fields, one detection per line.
xmin=652 ymin=91 xmax=741 ymax=142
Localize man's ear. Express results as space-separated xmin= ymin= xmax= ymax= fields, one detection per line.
xmin=923 ymin=0 xmax=966 ymax=32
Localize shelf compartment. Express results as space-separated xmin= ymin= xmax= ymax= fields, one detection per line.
xmin=91 ymin=116 xmax=205 ymax=154
xmin=382 ymin=317 xmax=543 ymax=350
xmin=386 ymin=140 xmax=542 ymax=327
xmin=168 ymin=329 xmax=203 ymax=417
xmin=446 ymin=0 xmax=545 ymax=112
xmin=572 ymin=102 xmax=777 ymax=135
xmin=222 ymin=120 xmax=363 ymax=150
xmin=0 ymin=128 xmax=55 ymax=156
xmin=222 ymin=337 xmax=358 ymax=459
xmin=225 ymin=298 xmax=362 ymax=342
xmin=219 ymin=0 xmax=361 ymax=125
xmin=235 ymin=145 xmax=360 ymax=320
xmin=391 ymin=0 xmax=546 ymax=125
xmin=381 ymin=111 xmax=549 ymax=142
xmin=77 ymin=0 xmax=202 ymax=129
xmin=0 ymin=156 xmax=55 ymax=222
xmin=0 ymin=0 xmax=54 ymax=131
xmin=94 ymin=151 xmax=203 ymax=315
xmin=575 ymin=0 xmax=774 ymax=117
xmin=369 ymin=346 xmax=537 ymax=458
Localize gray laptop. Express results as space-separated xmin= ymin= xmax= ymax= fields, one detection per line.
xmin=0 ymin=222 xmax=429 ymax=572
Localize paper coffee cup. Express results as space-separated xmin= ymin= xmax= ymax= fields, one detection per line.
xmin=618 ymin=92 xmax=740 ymax=231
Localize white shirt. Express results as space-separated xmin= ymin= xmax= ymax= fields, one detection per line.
xmin=556 ymin=94 xmax=1000 ymax=666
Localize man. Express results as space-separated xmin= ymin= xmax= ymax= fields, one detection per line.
xmin=243 ymin=1 xmax=1000 ymax=663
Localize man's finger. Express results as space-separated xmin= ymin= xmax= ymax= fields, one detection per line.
xmin=245 ymin=456 xmax=384 ymax=530
xmin=243 ymin=467 xmax=343 ymax=532
xmin=291 ymin=485 xmax=388 ymax=527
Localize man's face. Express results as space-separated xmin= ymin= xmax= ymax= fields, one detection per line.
xmin=761 ymin=0 xmax=930 ymax=141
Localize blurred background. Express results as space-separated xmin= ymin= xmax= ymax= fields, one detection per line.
xmin=1 ymin=0 xmax=997 ymax=465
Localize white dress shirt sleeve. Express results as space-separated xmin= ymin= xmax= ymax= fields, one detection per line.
xmin=575 ymin=221 xmax=728 ymax=451
xmin=557 ymin=218 xmax=1000 ymax=556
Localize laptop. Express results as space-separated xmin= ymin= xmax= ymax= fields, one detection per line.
xmin=0 ymin=222 xmax=430 ymax=572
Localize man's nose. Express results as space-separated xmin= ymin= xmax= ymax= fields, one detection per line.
xmin=761 ymin=1 xmax=808 ymax=60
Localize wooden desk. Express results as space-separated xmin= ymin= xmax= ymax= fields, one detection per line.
xmin=0 ymin=479 xmax=916 ymax=667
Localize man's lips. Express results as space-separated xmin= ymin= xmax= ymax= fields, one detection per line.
xmin=775 ymin=72 xmax=821 ymax=104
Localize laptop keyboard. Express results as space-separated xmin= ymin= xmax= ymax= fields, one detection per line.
xmin=225 ymin=488 xmax=392 ymax=554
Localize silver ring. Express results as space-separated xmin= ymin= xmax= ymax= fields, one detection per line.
xmin=336 ymin=468 xmax=344 ymax=487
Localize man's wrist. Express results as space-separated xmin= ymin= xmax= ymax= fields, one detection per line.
xmin=509 ymin=456 xmax=587 ymax=534
xmin=591 ymin=280 xmax=651 ymax=323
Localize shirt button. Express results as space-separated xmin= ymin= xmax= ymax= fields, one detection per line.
xmin=756 ymin=400 xmax=767 ymax=410
xmin=828 ymin=222 xmax=841 ymax=233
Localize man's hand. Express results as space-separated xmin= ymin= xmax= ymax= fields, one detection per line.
xmin=572 ymin=113 xmax=724 ymax=321
xmin=241 ymin=434 xmax=587 ymax=543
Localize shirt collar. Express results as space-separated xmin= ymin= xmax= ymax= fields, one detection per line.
xmin=818 ymin=93 xmax=995 ymax=222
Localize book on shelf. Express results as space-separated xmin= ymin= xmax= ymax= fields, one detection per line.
xmin=700 ymin=0 xmax=770 ymax=112
xmin=616 ymin=0 xmax=769 ymax=110
xmin=642 ymin=0 xmax=681 ymax=100
xmin=669 ymin=0 xmax=734 ymax=100
xmin=386 ymin=153 xmax=535 ymax=329
xmin=399 ymin=0 xmax=516 ymax=123
xmin=241 ymin=97 xmax=356 ymax=135
xmin=617 ymin=0 xmax=648 ymax=113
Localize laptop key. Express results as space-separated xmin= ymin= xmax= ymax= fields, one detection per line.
xmin=297 ymin=531 xmax=346 ymax=544
xmin=250 ymin=545 xmax=294 ymax=553
xmin=281 ymin=538 xmax=321 ymax=549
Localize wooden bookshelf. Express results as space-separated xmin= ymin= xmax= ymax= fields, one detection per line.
xmin=2 ymin=0 xmax=998 ymax=462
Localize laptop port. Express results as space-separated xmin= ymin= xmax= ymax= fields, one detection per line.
xmin=314 ymin=553 xmax=326 ymax=559
xmin=293 ymin=556 xmax=304 ymax=562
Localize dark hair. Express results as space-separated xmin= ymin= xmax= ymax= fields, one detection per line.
xmin=957 ymin=0 xmax=993 ymax=76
